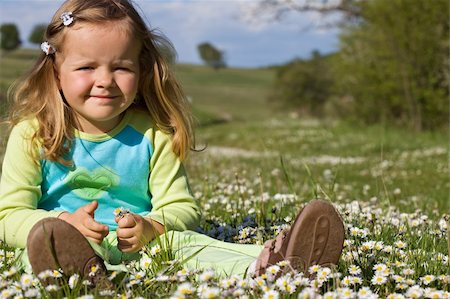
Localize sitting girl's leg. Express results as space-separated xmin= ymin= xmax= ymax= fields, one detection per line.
xmin=21 ymin=199 xmax=344 ymax=281
xmin=25 ymin=218 xmax=111 ymax=287
xmin=254 ymin=199 xmax=345 ymax=275
xmin=19 ymin=225 xmax=138 ymax=276
xmin=148 ymin=199 xmax=344 ymax=278
xmin=149 ymin=230 xmax=263 ymax=277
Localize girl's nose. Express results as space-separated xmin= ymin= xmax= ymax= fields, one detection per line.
xmin=95 ymin=70 xmax=115 ymax=88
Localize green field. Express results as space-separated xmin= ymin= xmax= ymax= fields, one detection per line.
xmin=2 ymin=49 xmax=448 ymax=215
xmin=0 ymin=48 xmax=448 ymax=298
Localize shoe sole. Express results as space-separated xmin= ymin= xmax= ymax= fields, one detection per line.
xmin=285 ymin=200 xmax=345 ymax=272
xmin=27 ymin=218 xmax=106 ymax=280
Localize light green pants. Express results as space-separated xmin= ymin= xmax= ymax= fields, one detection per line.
xmin=19 ymin=230 xmax=263 ymax=277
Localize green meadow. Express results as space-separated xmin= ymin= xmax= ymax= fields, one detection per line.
xmin=0 ymin=49 xmax=448 ymax=298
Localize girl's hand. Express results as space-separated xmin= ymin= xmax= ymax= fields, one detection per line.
xmin=115 ymin=213 xmax=164 ymax=253
xmin=58 ymin=201 xmax=109 ymax=244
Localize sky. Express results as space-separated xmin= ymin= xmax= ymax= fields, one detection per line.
xmin=0 ymin=0 xmax=341 ymax=68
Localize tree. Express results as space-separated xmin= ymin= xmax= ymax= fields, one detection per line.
xmin=270 ymin=50 xmax=334 ymax=117
xmin=334 ymin=0 xmax=449 ymax=130
xmin=197 ymin=42 xmax=226 ymax=69
xmin=241 ymin=0 xmax=364 ymax=28
xmin=28 ymin=24 xmax=47 ymax=45
xmin=0 ymin=23 xmax=21 ymax=51
xmin=245 ymin=0 xmax=449 ymax=130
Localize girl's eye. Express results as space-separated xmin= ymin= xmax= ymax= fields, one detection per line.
xmin=77 ymin=66 xmax=93 ymax=71
xmin=115 ymin=67 xmax=129 ymax=71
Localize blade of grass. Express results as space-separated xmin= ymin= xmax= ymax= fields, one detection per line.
xmin=303 ymin=162 xmax=319 ymax=199
xmin=279 ymin=155 xmax=296 ymax=197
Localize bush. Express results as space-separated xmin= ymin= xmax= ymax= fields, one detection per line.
xmin=0 ymin=23 xmax=21 ymax=51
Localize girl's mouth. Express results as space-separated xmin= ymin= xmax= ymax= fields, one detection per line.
xmin=90 ymin=95 xmax=116 ymax=99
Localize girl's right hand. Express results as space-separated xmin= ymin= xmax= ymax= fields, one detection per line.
xmin=58 ymin=201 xmax=109 ymax=244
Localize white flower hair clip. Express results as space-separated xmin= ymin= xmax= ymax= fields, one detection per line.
xmin=40 ymin=41 xmax=56 ymax=55
xmin=113 ymin=207 xmax=130 ymax=219
xmin=60 ymin=11 xmax=74 ymax=26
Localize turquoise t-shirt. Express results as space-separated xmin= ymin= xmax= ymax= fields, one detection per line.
xmin=0 ymin=108 xmax=201 ymax=248
xmin=40 ymin=113 xmax=153 ymax=230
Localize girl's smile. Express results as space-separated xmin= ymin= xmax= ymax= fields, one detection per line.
xmin=56 ymin=21 xmax=141 ymax=134
xmin=89 ymin=95 xmax=119 ymax=103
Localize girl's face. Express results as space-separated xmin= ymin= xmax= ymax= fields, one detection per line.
xmin=56 ymin=21 xmax=141 ymax=134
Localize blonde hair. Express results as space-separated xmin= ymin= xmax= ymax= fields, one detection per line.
xmin=7 ymin=0 xmax=194 ymax=163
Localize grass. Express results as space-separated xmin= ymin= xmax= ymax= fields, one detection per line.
xmin=0 ymin=48 xmax=39 ymax=98
xmin=175 ymin=63 xmax=276 ymax=122
xmin=0 ymin=48 xmax=448 ymax=298
xmin=189 ymin=119 xmax=449 ymax=214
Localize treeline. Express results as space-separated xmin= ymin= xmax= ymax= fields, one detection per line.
xmin=270 ymin=0 xmax=449 ymax=131
xmin=0 ymin=23 xmax=47 ymax=51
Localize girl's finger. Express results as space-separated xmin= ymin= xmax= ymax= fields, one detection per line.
xmin=117 ymin=236 xmax=138 ymax=251
xmin=82 ymin=201 xmax=98 ymax=216
xmin=85 ymin=217 xmax=109 ymax=233
xmin=116 ymin=226 xmax=138 ymax=239
xmin=83 ymin=226 xmax=107 ymax=239
xmin=117 ymin=214 xmax=137 ymax=228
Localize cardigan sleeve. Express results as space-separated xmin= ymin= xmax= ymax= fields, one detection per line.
xmin=146 ymin=129 xmax=201 ymax=232
xmin=0 ymin=121 xmax=63 ymax=248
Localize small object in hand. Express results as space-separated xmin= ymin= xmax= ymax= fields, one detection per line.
xmin=113 ymin=207 xmax=130 ymax=218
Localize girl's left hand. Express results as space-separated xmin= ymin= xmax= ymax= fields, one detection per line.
xmin=115 ymin=213 xmax=163 ymax=253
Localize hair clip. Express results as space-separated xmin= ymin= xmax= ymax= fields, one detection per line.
xmin=40 ymin=41 xmax=56 ymax=55
xmin=60 ymin=11 xmax=74 ymax=26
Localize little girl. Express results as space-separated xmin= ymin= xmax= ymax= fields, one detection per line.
xmin=0 ymin=0 xmax=344 ymax=285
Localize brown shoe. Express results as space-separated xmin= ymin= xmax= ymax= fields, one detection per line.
xmin=27 ymin=218 xmax=110 ymax=287
xmin=255 ymin=199 xmax=345 ymax=276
